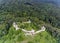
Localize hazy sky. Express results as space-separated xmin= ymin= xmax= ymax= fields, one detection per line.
xmin=0 ymin=0 xmax=2 ymax=3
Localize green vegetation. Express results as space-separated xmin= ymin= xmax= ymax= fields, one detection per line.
xmin=0 ymin=0 xmax=60 ymax=43
xmin=0 ymin=23 xmax=57 ymax=43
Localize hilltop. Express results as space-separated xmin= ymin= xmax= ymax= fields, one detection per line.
xmin=0 ymin=0 xmax=60 ymax=43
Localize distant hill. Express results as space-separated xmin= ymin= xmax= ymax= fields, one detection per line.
xmin=0 ymin=0 xmax=60 ymax=7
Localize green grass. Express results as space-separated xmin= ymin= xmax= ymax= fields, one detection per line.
xmin=32 ymin=31 xmax=57 ymax=43
xmin=0 ymin=22 xmax=57 ymax=43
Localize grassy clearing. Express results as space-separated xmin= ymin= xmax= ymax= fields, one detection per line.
xmin=0 ymin=22 xmax=57 ymax=43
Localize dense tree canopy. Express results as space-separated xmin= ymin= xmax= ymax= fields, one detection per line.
xmin=0 ymin=0 xmax=60 ymax=43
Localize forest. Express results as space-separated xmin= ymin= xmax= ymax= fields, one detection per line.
xmin=0 ymin=0 xmax=60 ymax=43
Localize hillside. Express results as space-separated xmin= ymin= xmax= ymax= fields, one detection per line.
xmin=0 ymin=0 xmax=60 ymax=43
xmin=0 ymin=22 xmax=57 ymax=43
